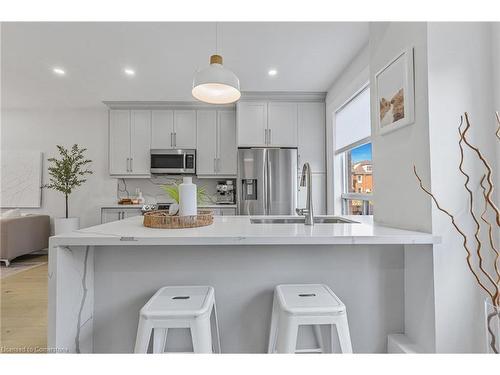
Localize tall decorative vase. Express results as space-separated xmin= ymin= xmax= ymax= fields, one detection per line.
xmin=54 ymin=217 xmax=80 ymax=235
xmin=485 ymin=299 xmax=500 ymax=354
xmin=178 ymin=177 xmax=197 ymax=216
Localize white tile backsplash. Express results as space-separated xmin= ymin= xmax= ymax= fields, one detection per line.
xmin=118 ymin=176 xmax=233 ymax=205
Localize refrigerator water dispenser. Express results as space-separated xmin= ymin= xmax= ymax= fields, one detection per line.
xmin=243 ymin=179 xmax=257 ymax=200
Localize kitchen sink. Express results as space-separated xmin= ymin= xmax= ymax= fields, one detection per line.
xmin=250 ymin=217 xmax=358 ymax=224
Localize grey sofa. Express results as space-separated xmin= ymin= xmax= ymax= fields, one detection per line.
xmin=0 ymin=214 xmax=50 ymax=266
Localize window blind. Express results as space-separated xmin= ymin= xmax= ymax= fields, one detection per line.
xmin=335 ymin=87 xmax=371 ymax=152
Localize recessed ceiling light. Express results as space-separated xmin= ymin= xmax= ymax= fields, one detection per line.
xmin=52 ymin=67 xmax=66 ymax=76
xmin=124 ymin=68 xmax=136 ymax=76
xmin=268 ymin=69 xmax=278 ymax=77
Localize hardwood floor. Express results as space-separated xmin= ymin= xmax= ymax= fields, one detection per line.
xmin=0 ymin=255 xmax=48 ymax=353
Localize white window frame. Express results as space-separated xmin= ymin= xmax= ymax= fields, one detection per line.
xmin=326 ymin=74 xmax=372 ymax=215
xmin=338 ymin=140 xmax=373 ymax=215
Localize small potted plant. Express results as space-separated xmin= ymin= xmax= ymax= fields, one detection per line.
xmin=161 ymin=182 xmax=209 ymax=214
xmin=44 ymin=144 xmax=92 ymax=234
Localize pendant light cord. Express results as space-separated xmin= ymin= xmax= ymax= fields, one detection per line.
xmin=215 ymin=22 xmax=218 ymax=55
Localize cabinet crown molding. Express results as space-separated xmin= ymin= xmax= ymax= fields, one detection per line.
xmin=103 ymin=92 xmax=326 ymax=109
xmin=239 ymin=91 xmax=326 ymax=102
xmin=103 ymin=101 xmax=236 ymax=110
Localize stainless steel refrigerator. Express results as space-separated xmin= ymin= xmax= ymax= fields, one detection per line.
xmin=237 ymin=148 xmax=297 ymax=215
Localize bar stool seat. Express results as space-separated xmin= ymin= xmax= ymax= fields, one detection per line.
xmin=134 ymin=285 xmax=220 ymax=353
xmin=268 ymin=284 xmax=353 ymax=353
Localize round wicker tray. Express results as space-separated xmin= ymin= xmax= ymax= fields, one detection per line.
xmin=143 ymin=209 xmax=214 ymax=229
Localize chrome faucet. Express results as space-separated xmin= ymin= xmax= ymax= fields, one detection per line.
xmin=296 ymin=162 xmax=314 ymax=225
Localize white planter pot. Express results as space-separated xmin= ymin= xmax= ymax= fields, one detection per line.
xmin=54 ymin=217 xmax=80 ymax=235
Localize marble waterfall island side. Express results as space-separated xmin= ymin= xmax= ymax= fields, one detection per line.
xmin=48 ymin=215 xmax=437 ymax=353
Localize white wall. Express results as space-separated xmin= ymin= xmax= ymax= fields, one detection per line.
xmin=370 ymin=22 xmax=433 ymax=233
xmin=368 ymin=21 xmax=499 ymax=353
xmin=493 ymin=23 xmax=500 ymax=197
xmin=427 ymin=22 xmax=499 ymax=353
xmin=369 ymin=22 xmax=436 ymax=353
xmin=1 ymin=107 xmax=116 ymax=229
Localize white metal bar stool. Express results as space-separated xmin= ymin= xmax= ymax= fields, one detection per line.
xmin=134 ymin=285 xmax=221 ymax=353
xmin=268 ymin=284 xmax=353 ymax=353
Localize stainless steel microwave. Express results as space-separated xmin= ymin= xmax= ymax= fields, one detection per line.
xmin=150 ymin=149 xmax=196 ymax=175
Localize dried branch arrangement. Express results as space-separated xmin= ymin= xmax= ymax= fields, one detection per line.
xmin=414 ymin=112 xmax=500 ymax=353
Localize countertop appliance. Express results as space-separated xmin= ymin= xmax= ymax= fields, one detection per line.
xmin=141 ymin=202 xmax=172 ymax=214
xmin=237 ymin=148 xmax=297 ymax=215
xmin=150 ymin=149 xmax=196 ymax=175
xmin=215 ymin=180 xmax=236 ymax=204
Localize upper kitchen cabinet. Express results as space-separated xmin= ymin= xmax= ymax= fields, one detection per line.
xmin=109 ymin=110 xmax=131 ymax=175
xmin=237 ymin=102 xmax=267 ymax=146
xmin=267 ymin=102 xmax=298 ymax=147
xmin=196 ymin=110 xmax=217 ymax=175
xmin=298 ymin=102 xmax=326 ymax=173
xmin=151 ymin=109 xmax=196 ymax=149
xmin=151 ymin=110 xmax=174 ymax=149
xmin=217 ymin=110 xmax=237 ymax=175
xmin=174 ymin=110 xmax=197 ymax=149
xmin=130 ymin=110 xmax=152 ymax=175
xmin=196 ymin=109 xmax=237 ymax=176
xmin=109 ymin=109 xmax=151 ymax=177
xmin=236 ymin=101 xmax=299 ymax=147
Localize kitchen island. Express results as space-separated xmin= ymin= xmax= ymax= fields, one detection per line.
xmin=48 ymin=215 xmax=437 ymax=353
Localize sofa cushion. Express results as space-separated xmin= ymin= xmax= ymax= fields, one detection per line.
xmin=1 ymin=209 xmax=21 ymax=219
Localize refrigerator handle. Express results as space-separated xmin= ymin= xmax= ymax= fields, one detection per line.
xmin=265 ymin=150 xmax=271 ymax=215
xmin=263 ymin=150 xmax=268 ymax=215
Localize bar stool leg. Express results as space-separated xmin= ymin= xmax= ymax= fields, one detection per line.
xmin=313 ymin=325 xmax=324 ymax=353
xmin=191 ymin=315 xmax=213 ymax=353
xmin=134 ymin=316 xmax=153 ymax=353
xmin=153 ymin=328 xmax=168 ymax=353
xmin=267 ymin=294 xmax=279 ymax=353
xmin=276 ymin=315 xmax=298 ymax=353
xmin=211 ymin=302 xmax=221 ymax=353
xmin=335 ymin=314 xmax=353 ymax=353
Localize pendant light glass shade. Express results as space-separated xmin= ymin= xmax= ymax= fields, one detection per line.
xmin=192 ymin=55 xmax=241 ymax=104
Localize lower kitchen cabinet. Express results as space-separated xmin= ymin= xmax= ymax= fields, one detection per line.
xmin=101 ymin=207 xmax=142 ymax=224
xmin=212 ymin=207 xmax=237 ymax=216
xmin=297 ymin=173 xmax=326 ymax=215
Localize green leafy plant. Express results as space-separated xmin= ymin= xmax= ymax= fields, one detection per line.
xmin=43 ymin=144 xmax=93 ymax=218
xmin=161 ymin=183 xmax=209 ymax=205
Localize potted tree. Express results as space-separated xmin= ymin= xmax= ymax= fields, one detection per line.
xmin=44 ymin=144 xmax=93 ymax=234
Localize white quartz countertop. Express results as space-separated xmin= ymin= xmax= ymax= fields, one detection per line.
xmin=51 ymin=215 xmax=437 ymax=246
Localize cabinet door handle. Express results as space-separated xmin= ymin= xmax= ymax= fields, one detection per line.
xmin=269 ymin=129 xmax=272 ymax=145
xmin=170 ymin=132 xmax=173 ymax=147
xmin=174 ymin=132 xmax=177 ymax=148
xmin=130 ymin=158 xmax=133 ymax=172
xmin=126 ymin=158 xmax=130 ymax=172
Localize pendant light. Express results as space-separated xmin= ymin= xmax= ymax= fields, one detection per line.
xmin=192 ymin=23 xmax=241 ymax=104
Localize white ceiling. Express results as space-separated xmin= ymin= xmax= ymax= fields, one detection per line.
xmin=1 ymin=22 xmax=368 ymax=108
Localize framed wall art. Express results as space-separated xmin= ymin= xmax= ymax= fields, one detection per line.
xmin=374 ymin=47 xmax=415 ymax=135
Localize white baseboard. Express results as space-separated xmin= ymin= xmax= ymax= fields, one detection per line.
xmin=387 ymin=334 xmax=422 ymax=353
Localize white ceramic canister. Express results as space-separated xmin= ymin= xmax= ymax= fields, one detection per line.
xmin=178 ymin=177 xmax=197 ymax=216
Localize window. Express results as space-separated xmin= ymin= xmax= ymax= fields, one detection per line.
xmin=334 ymin=85 xmax=373 ymax=215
